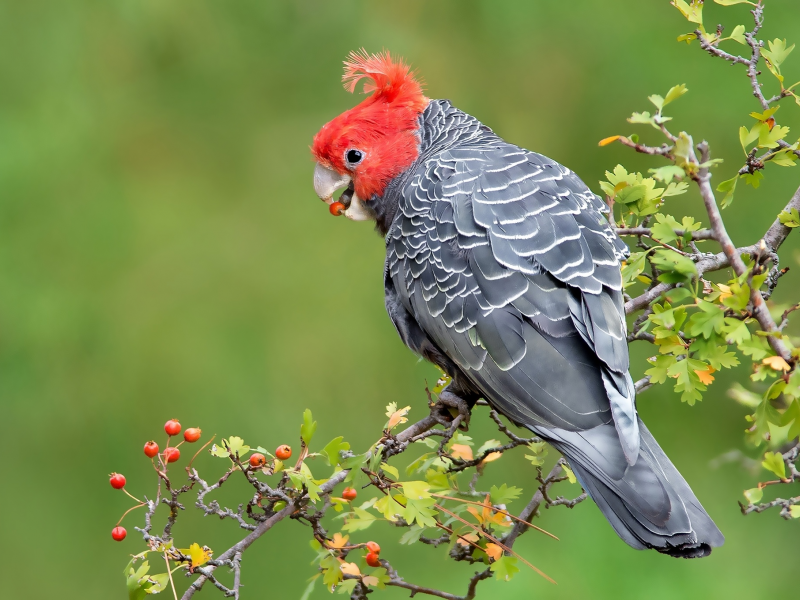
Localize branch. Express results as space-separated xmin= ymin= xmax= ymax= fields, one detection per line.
xmin=615 ymin=227 xmax=715 ymax=241
xmin=625 ymin=183 xmax=800 ymax=319
xmin=693 ymin=141 xmax=793 ymax=363
xmin=180 ymin=414 xmax=441 ymax=600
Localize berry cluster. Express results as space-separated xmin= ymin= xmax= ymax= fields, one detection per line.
xmin=107 ymin=419 xmax=203 ymax=541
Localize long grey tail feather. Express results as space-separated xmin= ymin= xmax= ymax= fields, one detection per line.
xmin=535 ymin=418 xmax=724 ymax=558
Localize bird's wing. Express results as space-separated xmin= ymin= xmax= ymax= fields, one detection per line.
xmin=387 ymin=141 xmax=639 ymax=462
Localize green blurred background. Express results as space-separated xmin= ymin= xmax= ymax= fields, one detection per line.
xmin=2 ymin=0 xmax=799 ymax=598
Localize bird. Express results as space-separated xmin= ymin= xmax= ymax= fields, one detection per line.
xmin=310 ymin=50 xmax=723 ymax=558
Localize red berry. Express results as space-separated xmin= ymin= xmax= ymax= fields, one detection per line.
xmin=183 ymin=428 xmax=202 ymax=443
xmin=342 ymin=487 xmax=357 ymax=501
xmin=164 ymin=447 xmax=180 ymax=463
xmin=109 ymin=473 xmax=126 ymax=489
xmin=275 ymin=445 xmax=292 ymax=460
xmin=329 ymin=201 xmax=345 ymax=216
xmin=365 ymin=552 xmax=381 ymax=567
xmin=112 ymin=526 xmax=127 ymax=541
xmin=144 ymin=441 xmax=160 ymax=458
xmin=249 ymin=453 xmax=266 ymax=468
xmin=366 ymin=541 xmax=380 ymax=555
xmin=164 ymin=419 xmax=181 ymax=436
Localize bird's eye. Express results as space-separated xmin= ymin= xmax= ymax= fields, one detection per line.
xmin=346 ymin=149 xmax=364 ymax=166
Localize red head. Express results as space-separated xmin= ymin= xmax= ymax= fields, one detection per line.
xmin=312 ymin=51 xmax=428 ymax=220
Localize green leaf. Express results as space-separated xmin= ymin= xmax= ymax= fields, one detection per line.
xmin=336 ymin=579 xmax=359 ymax=595
xmin=762 ymin=39 xmax=795 ymax=72
xmin=403 ymin=496 xmax=439 ymax=527
xmin=649 ymin=165 xmax=686 ymax=183
xmin=648 ymin=95 xmax=664 ymax=111
xmin=399 ymin=524 xmax=425 ymax=545
xmin=651 ymin=248 xmax=698 ymax=283
xmin=629 ymin=111 xmax=656 ymax=127
xmin=490 ymin=484 xmax=523 ymax=505
xmin=761 ymin=451 xmax=787 ymax=479
xmin=721 ymin=318 xmax=751 ymax=344
xmin=742 ymin=171 xmax=764 ymax=189
xmin=729 ymin=24 xmax=747 ymax=44
xmin=645 ymin=355 xmax=677 ymax=384
xmin=299 ymin=576 xmax=319 ymax=600
xmin=759 ymin=124 xmax=791 ymax=149
xmin=743 ymin=487 xmax=763 ymax=504
xmin=667 ymin=358 xmax=709 ymax=405
xmin=770 ymin=150 xmax=798 ymax=167
xmin=491 ymin=555 xmax=520 ymax=581
xmin=402 ymin=480 xmax=432 ymax=500
xmin=320 ymin=436 xmax=350 ymax=467
xmin=380 ymin=462 xmax=400 ymax=479
xmin=790 ymin=505 xmax=800 ymax=519
xmin=301 ymin=409 xmax=317 ymax=446
xmin=685 ymin=301 xmax=725 ymax=338
xmin=717 ymin=175 xmax=739 ymax=208
xmin=663 ymin=84 xmax=688 ymax=107
xmin=778 ymin=208 xmax=800 ymax=228
xmin=524 ymin=441 xmax=548 ymax=466
xmin=714 ymin=0 xmax=755 ymax=5
xmin=622 ymin=251 xmax=649 ymax=288
xmin=739 ymin=123 xmax=765 ymax=152
xmin=739 ymin=335 xmax=770 ymax=360
xmin=561 ymin=463 xmax=577 ymax=484
xmin=342 ymin=507 xmax=380 ymax=532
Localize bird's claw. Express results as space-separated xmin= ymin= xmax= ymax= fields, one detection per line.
xmin=433 ymin=390 xmax=471 ymax=431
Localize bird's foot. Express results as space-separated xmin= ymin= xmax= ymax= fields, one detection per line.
xmin=432 ymin=389 xmax=471 ymax=432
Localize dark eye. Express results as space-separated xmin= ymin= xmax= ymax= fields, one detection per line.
xmin=346 ymin=149 xmax=364 ymax=165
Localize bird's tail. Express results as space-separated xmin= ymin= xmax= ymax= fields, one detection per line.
xmin=537 ymin=418 xmax=724 ymax=558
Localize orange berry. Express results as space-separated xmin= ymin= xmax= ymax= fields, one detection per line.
xmin=365 ymin=552 xmax=381 ymax=567
xmin=249 ymin=453 xmax=267 ymax=468
xmin=275 ymin=445 xmax=292 ymax=460
xmin=329 ymin=201 xmax=345 ymax=216
xmin=143 ymin=441 xmax=159 ymax=458
xmin=183 ymin=428 xmax=202 ymax=443
xmin=164 ymin=419 xmax=181 ymax=436
xmin=109 ymin=473 xmax=126 ymax=489
xmin=366 ymin=541 xmax=380 ymax=555
xmin=342 ymin=487 xmax=357 ymax=501
xmin=112 ymin=526 xmax=127 ymax=541
xmin=164 ymin=447 xmax=180 ymax=463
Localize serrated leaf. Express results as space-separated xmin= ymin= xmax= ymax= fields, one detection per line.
xmin=490 ymin=483 xmax=523 ymax=505
xmin=301 ymin=409 xmax=317 ymax=446
xmin=177 ymin=543 xmax=213 ymax=569
xmin=762 ymin=39 xmax=795 ymax=72
xmin=225 ymin=436 xmax=250 ymax=458
xmin=763 ymin=355 xmax=791 ymax=372
xmin=729 ymin=24 xmax=746 ymax=44
xmin=762 ymin=451 xmax=787 ymax=479
xmin=320 ymin=436 xmax=350 ymax=467
xmin=380 ymin=462 xmax=399 ymax=479
xmin=790 ymin=505 xmax=800 ymax=518
xmin=778 ymin=208 xmax=800 ymax=228
xmin=685 ymin=301 xmax=725 ymax=338
xmin=491 ymin=555 xmax=520 ymax=581
xmin=717 ymin=175 xmax=738 ymax=208
xmin=342 ymin=507 xmax=379 ymax=532
xmin=663 ymin=84 xmax=688 ymax=106
xmin=335 ymin=580 xmax=359 ymax=595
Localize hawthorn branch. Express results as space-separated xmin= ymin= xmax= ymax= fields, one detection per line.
xmin=693 ymin=141 xmax=793 ymax=363
xmin=615 ymin=226 xmax=715 ymax=241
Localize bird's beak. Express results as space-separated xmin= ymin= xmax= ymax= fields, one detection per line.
xmin=312 ymin=162 xmax=374 ymax=222
xmin=313 ymin=162 xmax=350 ymax=206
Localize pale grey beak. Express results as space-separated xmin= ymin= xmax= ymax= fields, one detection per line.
xmin=313 ymin=162 xmax=351 ymax=206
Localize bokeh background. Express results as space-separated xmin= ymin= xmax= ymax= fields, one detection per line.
xmin=2 ymin=0 xmax=799 ymax=598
